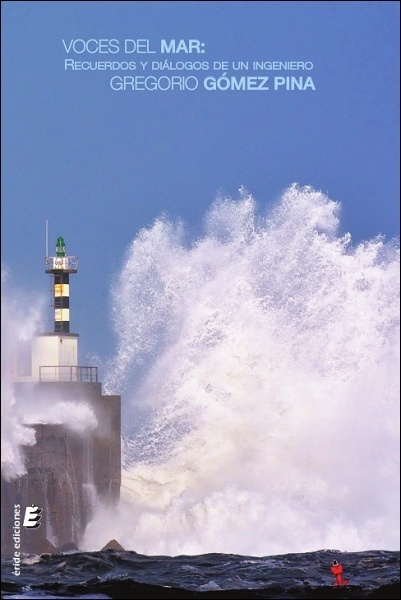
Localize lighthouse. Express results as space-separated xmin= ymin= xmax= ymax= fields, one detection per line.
xmin=1 ymin=234 xmax=121 ymax=556
xmin=46 ymin=235 xmax=78 ymax=334
xmin=30 ymin=236 xmax=88 ymax=382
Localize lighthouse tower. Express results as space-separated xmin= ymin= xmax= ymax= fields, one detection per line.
xmin=47 ymin=235 xmax=78 ymax=334
xmin=1 ymin=234 xmax=121 ymax=557
xmin=30 ymin=236 xmax=90 ymax=382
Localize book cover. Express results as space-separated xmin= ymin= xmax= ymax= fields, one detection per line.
xmin=2 ymin=1 xmax=399 ymax=597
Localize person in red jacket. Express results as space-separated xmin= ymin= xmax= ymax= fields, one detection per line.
xmin=330 ymin=559 xmax=349 ymax=586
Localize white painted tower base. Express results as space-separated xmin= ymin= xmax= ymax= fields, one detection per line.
xmin=31 ymin=333 xmax=79 ymax=381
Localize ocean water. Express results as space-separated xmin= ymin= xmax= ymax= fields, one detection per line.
xmin=1 ymin=549 xmax=400 ymax=599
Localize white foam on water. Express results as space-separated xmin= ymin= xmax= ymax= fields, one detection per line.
xmin=81 ymin=185 xmax=401 ymax=555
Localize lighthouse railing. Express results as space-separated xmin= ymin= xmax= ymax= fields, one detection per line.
xmin=39 ymin=365 xmax=98 ymax=382
xmin=45 ymin=256 xmax=79 ymax=271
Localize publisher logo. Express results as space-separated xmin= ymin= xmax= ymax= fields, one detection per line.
xmin=23 ymin=505 xmax=43 ymax=529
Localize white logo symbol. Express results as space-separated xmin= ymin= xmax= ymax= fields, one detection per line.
xmin=23 ymin=505 xmax=43 ymax=528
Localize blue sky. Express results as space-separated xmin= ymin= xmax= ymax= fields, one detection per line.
xmin=2 ymin=1 xmax=400 ymax=368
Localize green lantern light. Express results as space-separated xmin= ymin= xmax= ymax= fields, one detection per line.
xmin=56 ymin=236 xmax=66 ymax=257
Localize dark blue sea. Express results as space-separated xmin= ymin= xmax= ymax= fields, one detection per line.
xmin=1 ymin=549 xmax=399 ymax=599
